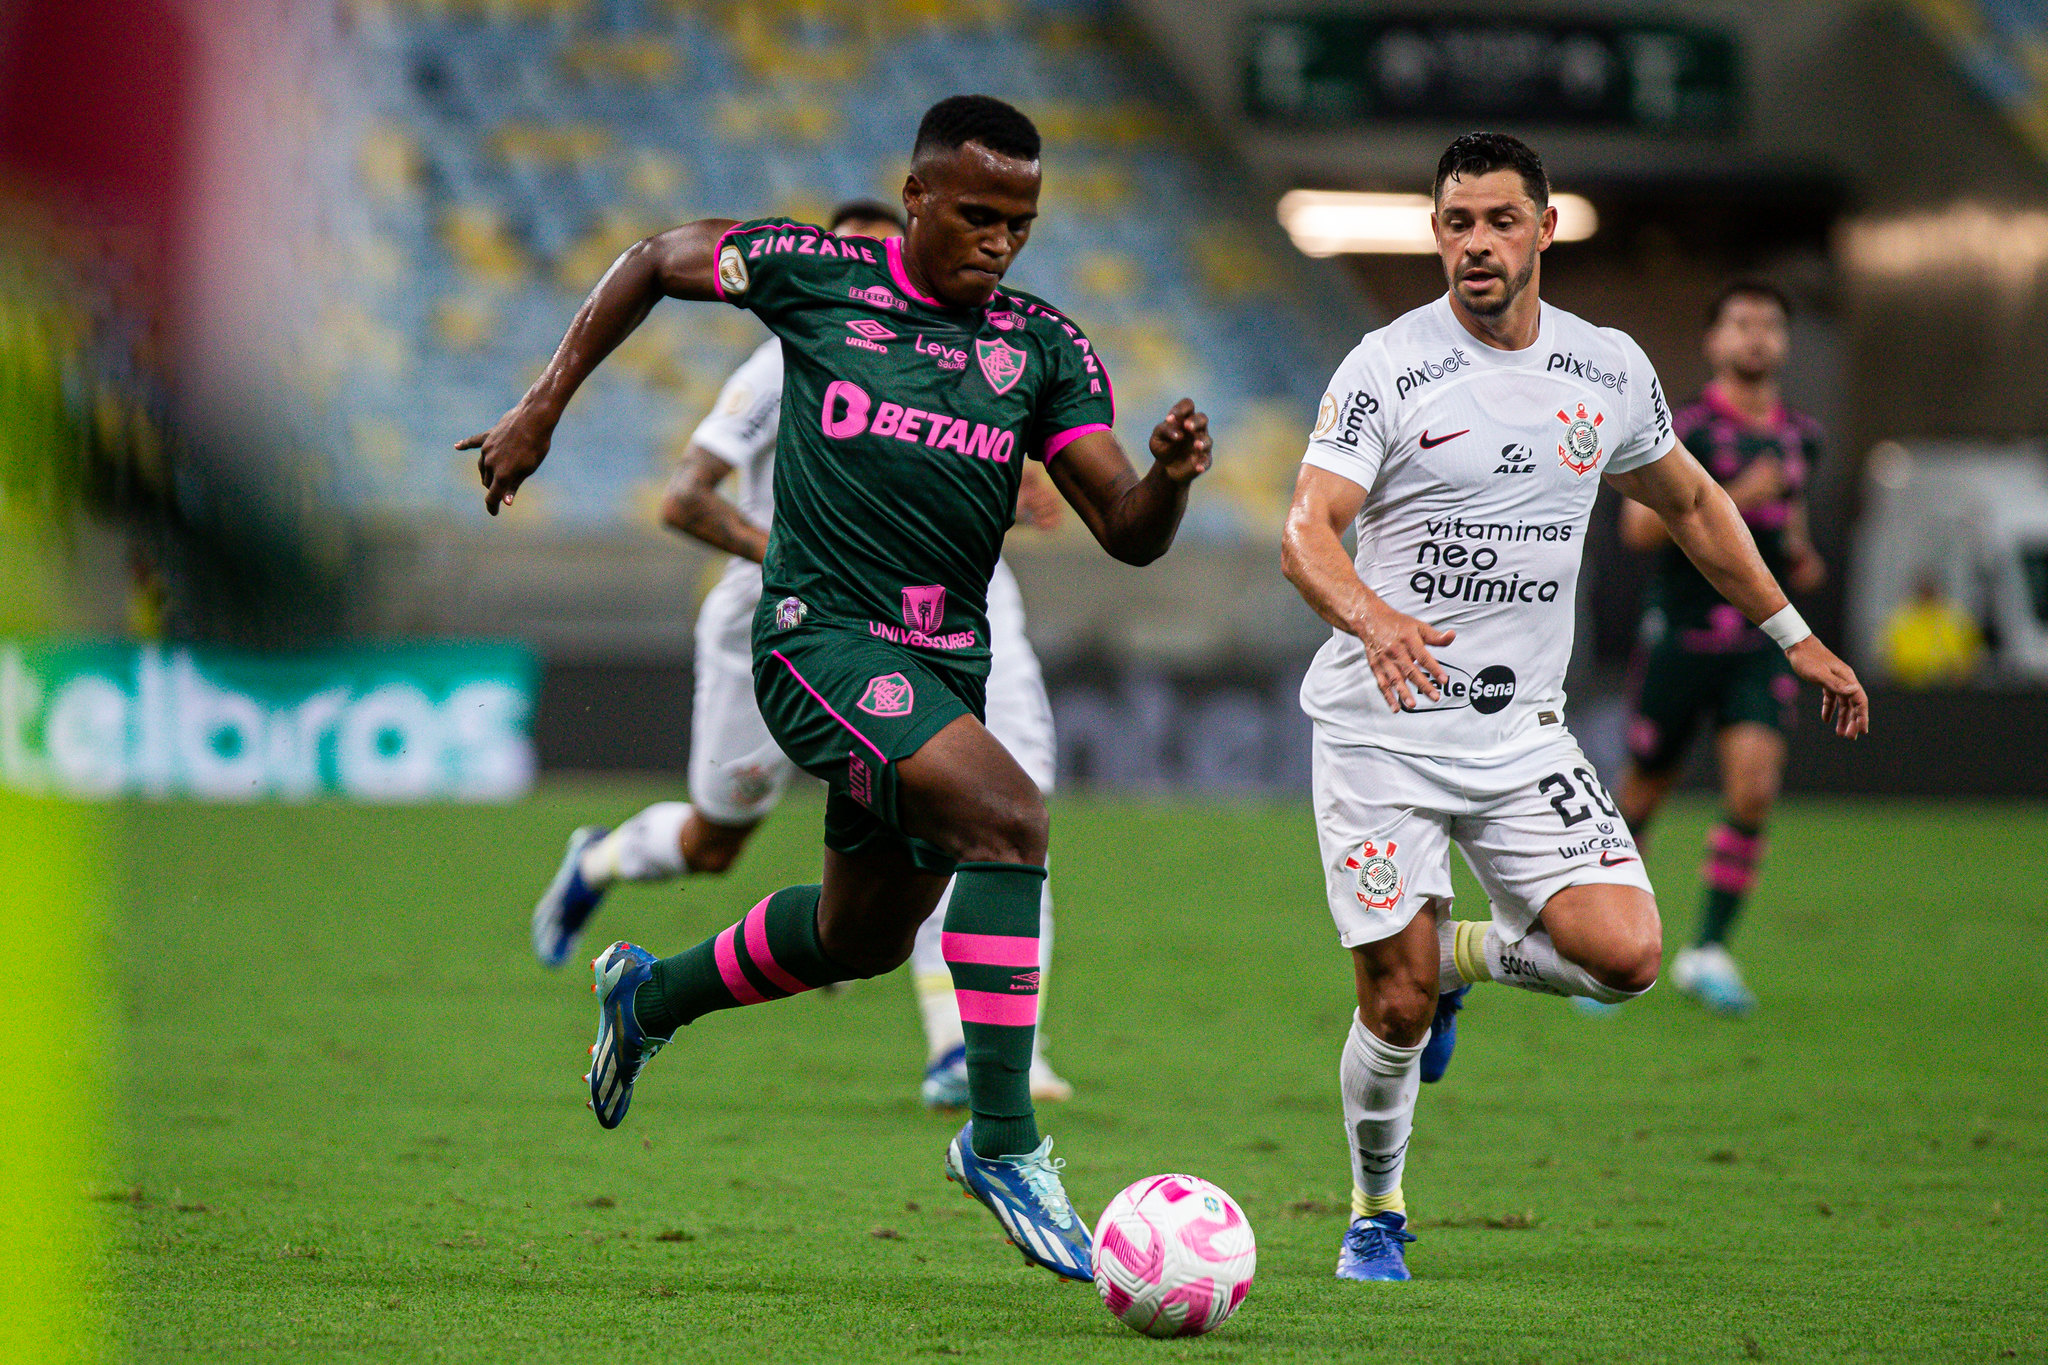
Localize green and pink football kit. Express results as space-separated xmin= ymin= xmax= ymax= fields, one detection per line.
xmin=714 ymin=217 xmax=1113 ymax=872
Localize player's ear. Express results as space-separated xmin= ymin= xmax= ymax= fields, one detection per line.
xmin=902 ymin=172 xmax=927 ymax=230
xmin=1538 ymin=203 xmax=1558 ymax=250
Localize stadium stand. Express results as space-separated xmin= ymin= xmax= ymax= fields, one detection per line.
xmin=1908 ymin=0 xmax=2048 ymax=162
xmin=303 ymin=0 xmax=1346 ymax=541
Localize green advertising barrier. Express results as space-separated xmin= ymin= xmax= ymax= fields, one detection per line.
xmin=0 ymin=640 xmax=537 ymax=802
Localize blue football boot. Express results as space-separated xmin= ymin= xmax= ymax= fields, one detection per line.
xmin=1420 ymin=985 xmax=1466 ymax=1083
xmin=944 ymin=1123 xmax=1092 ymax=1281
xmin=921 ymin=1045 xmax=970 ymax=1110
xmin=584 ymin=941 xmax=668 ymax=1130
xmin=1336 ymin=1212 xmax=1417 ymax=1281
xmin=533 ymin=826 xmax=609 ymax=969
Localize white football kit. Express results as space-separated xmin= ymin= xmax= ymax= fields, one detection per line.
xmin=1302 ymin=296 xmax=1671 ymax=947
xmin=685 ymin=337 xmax=1056 ymax=825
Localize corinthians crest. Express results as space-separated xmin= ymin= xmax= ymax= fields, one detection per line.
xmin=1344 ymin=839 xmax=1404 ymax=912
xmin=1556 ymin=403 xmax=1605 ymax=475
xmin=975 ymin=337 xmax=1027 ymax=395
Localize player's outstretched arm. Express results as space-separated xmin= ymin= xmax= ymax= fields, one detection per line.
xmin=1281 ymin=463 xmax=1454 ymax=713
xmin=457 ymin=218 xmax=738 ymax=515
xmin=1044 ymin=398 xmax=1211 ymax=566
xmin=1606 ymin=445 xmax=1868 ymax=738
xmin=660 ymin=444 xmax=769 ymax=563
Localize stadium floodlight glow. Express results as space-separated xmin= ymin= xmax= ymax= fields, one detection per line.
xmin=1277 ymin=190 xmax=1598 ymax=257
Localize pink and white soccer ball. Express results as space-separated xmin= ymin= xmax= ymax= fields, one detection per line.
xmin=1093 ymin=1174 xmax=1257 ymax=1338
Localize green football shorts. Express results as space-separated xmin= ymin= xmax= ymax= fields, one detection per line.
xmin=1626 ymin=637 xmax=1797 ymax=775
xmin=751 ymin=620 xmax=985 ymax=875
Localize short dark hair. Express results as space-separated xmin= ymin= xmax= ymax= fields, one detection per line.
xmin=1706 ymin=278 xmax=1792 ymax=328
xmin=913 ymin=94 xmax=1040 ymax=163
xmin=1433 ymin=131 xmax=1548 ymax=209
xmin=829 ymin=199 xmax=905 ymax=232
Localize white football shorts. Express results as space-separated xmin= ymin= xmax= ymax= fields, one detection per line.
xmin=1311 ymin=724 xmax=1653 ymax=948
xmin=687 ymin=558 xmax=1054 ymax=825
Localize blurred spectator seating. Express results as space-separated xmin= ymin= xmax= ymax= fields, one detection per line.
xmin=304 ymin=0 xmax=1338 ymax=539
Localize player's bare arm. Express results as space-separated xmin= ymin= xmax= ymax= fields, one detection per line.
xmin=1044 ymin=398 xmax=1211 ymax=566
xmin=458 ymin=217 xmax=739 ymax=514
xmin=1606 ymin=445 xmax=1868 ymax=737
xmin=1281 ymin=463 xmax=1453 ymax=713
xmin=660 ymin=443 xmax=769 ymax=563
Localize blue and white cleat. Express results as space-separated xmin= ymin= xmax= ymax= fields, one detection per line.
xmin=1672 ymin=944 xmax=1756 ymax=1017
xmin=1420 ymin=985 xmax=1467 ymax=1083
xmin=585 ymin=941 xmax=668 ymax=1130
xmin=1336 ymin=1212 xmax=1417 ymax=1281
xmin=944 ymin=1122 xmax=1093 ymax=1281
xmin=533 ymin=826 xmax=609 ymax=969
xmin=921 ymin=1045 xmax=970 ymax=1110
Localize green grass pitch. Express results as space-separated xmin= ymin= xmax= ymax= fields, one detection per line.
xmin=104 ymin=785 xmax=2047 ymax=1362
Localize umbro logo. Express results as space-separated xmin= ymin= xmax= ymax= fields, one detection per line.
xmin=1599 ymin=852 xmax=1638 ymax=867
xmin=1418 ymin=429 xmax=1469 ymax=449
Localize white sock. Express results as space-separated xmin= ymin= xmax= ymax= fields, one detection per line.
xmin=1463 ymin=921 xmax=1647 ymax=1005
xmin=1340 ymin=1011 xmax=1423 ymax=1220
xmin=1437 ymin=918 xmax=1465 ymax=995
xmin=910 ymin=875 xmax=1057 ymax=1066
xmin=579 ymin=802 xmax=692 ymax=888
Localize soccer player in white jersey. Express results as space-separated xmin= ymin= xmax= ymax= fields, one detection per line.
xmin=530 ymin=201 xmax=1073 ymax=1108
xmin=1280 ymin=133 xmax=1869 ymax=1282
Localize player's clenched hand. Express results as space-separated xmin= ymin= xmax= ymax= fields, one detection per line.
xmin=1356 ymin=598 xmax=1456 ymax=714
xmin=1149 ymin=399 xmax=1212 ymax=484
xmin=456 ymin=403 xmax=555 ymax=516
xmin=1785 ymin=635 xmax=1869 ymax=739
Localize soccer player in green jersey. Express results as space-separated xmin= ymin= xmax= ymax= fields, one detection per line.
xmin=1614 ymin=281 xmax=1828 ymax=1016
xmin=458 ymin=95 xmax=1212 ymax=1280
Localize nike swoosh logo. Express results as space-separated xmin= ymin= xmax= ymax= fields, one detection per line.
xmin=1599 ymin=852 xmax=1638 ymax=867
xmin=1418 ymin=429 xmax=1470 ymax=448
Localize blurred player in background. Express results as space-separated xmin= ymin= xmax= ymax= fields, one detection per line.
xmin=529 ymin=200 xmax=1074 ymax=1110
xmin=1614 ymin=282 xmax=1827 ymax=1017
xmin=462 ymin=96 xmax=1211 ymax=1282
xmin=1281 ymin=133 xmax=1868 ymax=1283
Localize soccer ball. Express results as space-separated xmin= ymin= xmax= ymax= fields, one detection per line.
xmin=1093 ymin=1174 xmax=1256 ymax=1338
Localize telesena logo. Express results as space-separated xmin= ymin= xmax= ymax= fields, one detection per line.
xmin=1399 ymin=662 xmax=1517 ymax=715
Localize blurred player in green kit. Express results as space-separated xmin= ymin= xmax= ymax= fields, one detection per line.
xmin=1615 ymin=281 xmax=1828 ymax=1016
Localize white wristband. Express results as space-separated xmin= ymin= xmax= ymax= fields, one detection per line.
xmin=1760 ymin=604 xmax=1811 ymax=651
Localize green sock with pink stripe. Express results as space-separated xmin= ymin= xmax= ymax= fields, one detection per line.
xmin=631 ymin=885 xmax=851 ymax=1036
xmin=942 ymin=862 xmax=1048 ymax=1158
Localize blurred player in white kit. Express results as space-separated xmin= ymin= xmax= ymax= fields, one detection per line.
xmin=1280 ymin=133 xmax=1869 ymax=1282
xmin=528 ymin=201 xmax=1071 ymax=1108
